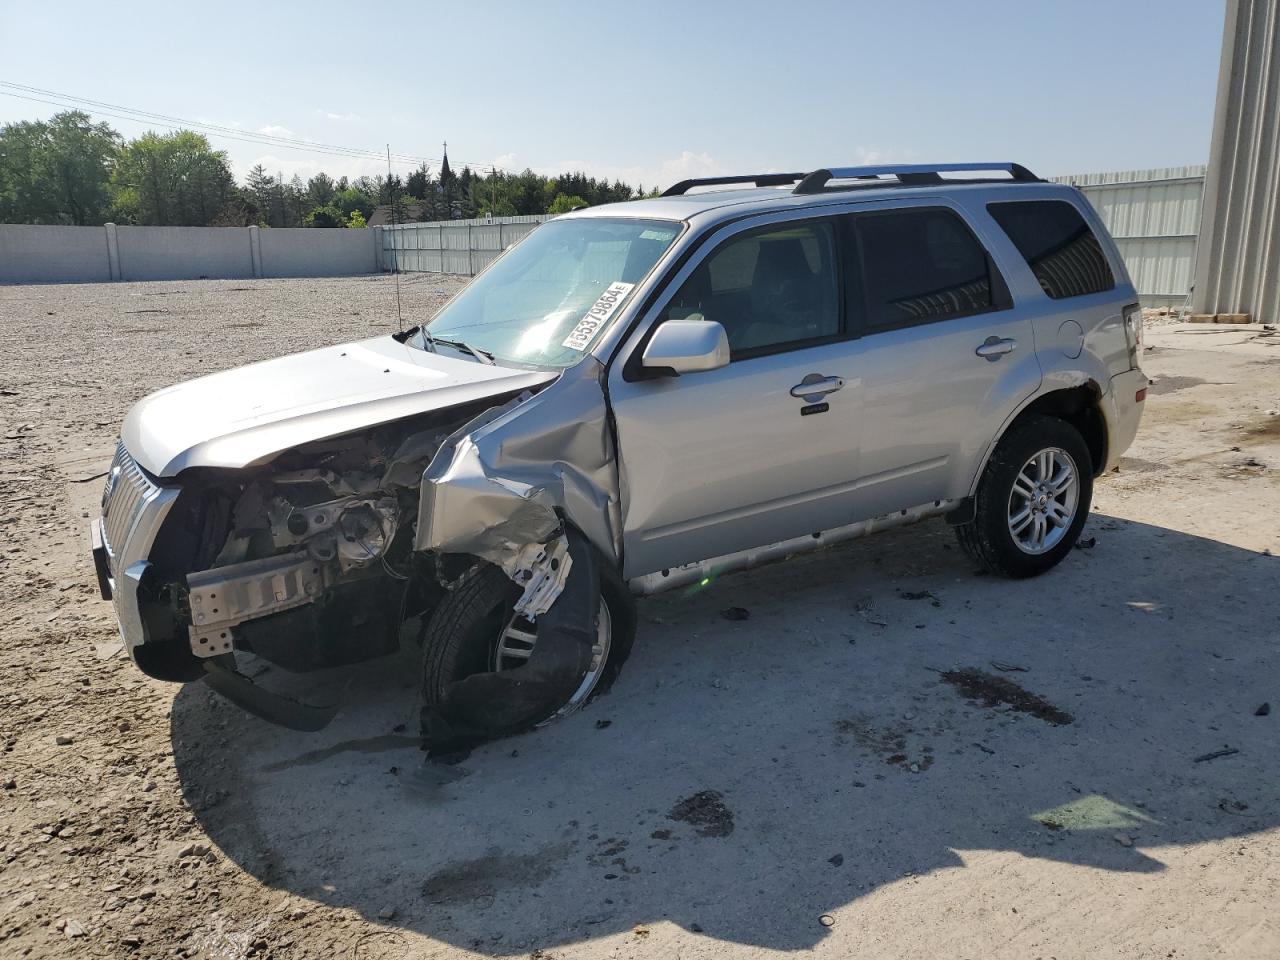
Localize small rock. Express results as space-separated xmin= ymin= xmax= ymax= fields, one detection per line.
xmin=377 ymin=906 xmax=396 ymax=920
xmin=909 ymin=763 xmax=920 ymax=773
xmin=594 ymin=719 xmax=612 ymax=730
xmin=177 ymin=841 xmax=210 ymax=859
xmin=1114 ymin=833 xmax=1134 ymax=847
xmin=827 ymin=853 xmax=844 ymax=866
xmin=2 ymin=778 xmax=15 ymax=790
xmin=720 ymin=606 xmax=750 ymax=622
xmin=690 ymin=922 xmax=704 ymax=933
xmin=1255 ymin=702 xmax=1271 ymax=717
xmin=55 ymin=735 xmax=74 ymax=746
xmin=62 ymin=918 xmax=87 ymax=938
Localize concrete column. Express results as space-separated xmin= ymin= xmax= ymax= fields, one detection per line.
xmin=104 ymin=222 xmax=121 ymax=281
xmin=248 ymin=225 xmax=263 ymax=278
xmin=372 ymin=226 xmax=383 ymax=272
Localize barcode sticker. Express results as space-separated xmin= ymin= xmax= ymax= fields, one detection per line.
xmin=561 ymin=281 xmax=636 ymax=351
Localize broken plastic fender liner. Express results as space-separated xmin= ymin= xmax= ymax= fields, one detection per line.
xmin=421 ymin=529 xmax=601 ymax=753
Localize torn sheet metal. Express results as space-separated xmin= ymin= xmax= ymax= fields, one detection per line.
xmin=415 ymin=358 xmax=622 ymax=569
xmin=510 ymin=533 xmax=572 ymax=618
xmin=420 ymin=528 xmax=601 ymax=754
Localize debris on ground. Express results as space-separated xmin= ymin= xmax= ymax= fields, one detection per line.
xmin=1255 ymin=702 xmax=1271 ymax=716
xmin=819 ymin=914 xmax=836 ymax=928
xmin=1193 ymin=747 xmax=1240 ymax=763
xmin=668 ymin=790 xmax=735 ymax=837
xmin=1113 ymin=833 xmax=1134 ymax=847
xmin=941 ymin=668 xmax=1074 ymax=726
xmin=900 ymin=589 xmax=941 ymax=606
xmin=720 ymin=606 xmax=751 ymax=621
xmin=1075 ymin=536 xmax=1098 ymax=550
xmin=989 ymin=660 xmax=1029 ymax=673
xmin=854 ymin=597 xmax=887 ymax=626
xmin=828 ymin=853 xmax=844 ymax=866
xmin=595 ymin=719 xmax=612 ymax=730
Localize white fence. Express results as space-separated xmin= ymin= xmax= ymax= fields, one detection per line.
xmin=387 ymin=175 xmax=1209 ymax=309
xmin=1052 ymin=166 xmax=1206 ymax=309
xmin=379 ymin=215 xmax=548 ymax=276
xmin=0 ymin=223 xmax=380 ymax=284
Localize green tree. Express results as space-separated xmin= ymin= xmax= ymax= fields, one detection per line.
xmin=0 ymin=111 xmax=120 ymax=224
xmin=306 ymin=204 xmax=345 ymax=228
xmin=547 ymin=193 xmax=588 ymax=215
xmin=345 ymin=208 xmax=367 ymax=229
xmin=306 ymin=172 xmax=335 ymax=207
xmin=112 ymin=131 xmax=235 ymax=226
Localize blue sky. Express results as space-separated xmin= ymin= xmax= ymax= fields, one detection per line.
xmin=0 ymin=0 xmax=1226 ymax=189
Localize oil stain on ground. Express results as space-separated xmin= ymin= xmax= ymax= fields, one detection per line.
xmin=668 ymin=790 xmax=735 ymax=837
xmin=422 ymin=841 xmax=576 ymax=904
xmin=942 ymin=668 xmax=1074 ymax=726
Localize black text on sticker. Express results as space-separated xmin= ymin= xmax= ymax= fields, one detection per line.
xmin=561 ymin=281 xmax=636 ymax=351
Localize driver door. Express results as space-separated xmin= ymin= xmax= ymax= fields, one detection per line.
xmin=607 ymin=213 xmax=866 ymax=579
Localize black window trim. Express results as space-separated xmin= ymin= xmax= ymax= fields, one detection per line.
xmin=845 ymin=204 xmax=1015 ymax=339
xmin=984 ymin=197 xmax=1117 ymax=301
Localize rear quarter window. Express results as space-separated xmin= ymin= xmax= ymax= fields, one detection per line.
xmin=987 ymin=199 xmax=1115 ymax=299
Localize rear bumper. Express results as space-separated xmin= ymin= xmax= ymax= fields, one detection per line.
xmin=1102 ymin=368 xmax=1148 ymax=471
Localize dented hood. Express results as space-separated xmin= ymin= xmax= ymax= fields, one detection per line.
xmin=122 ymin=335 xmax=556 ymax=477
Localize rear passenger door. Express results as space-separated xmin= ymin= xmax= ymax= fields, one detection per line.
xmin=841 ymin=201 xmax=1043 ymax=517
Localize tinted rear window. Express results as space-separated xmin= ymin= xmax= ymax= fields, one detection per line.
xmin=987 ymin=199 xmax=1115 ymax=299
xmin=853 ymin=208 xmax=1001 ymax=330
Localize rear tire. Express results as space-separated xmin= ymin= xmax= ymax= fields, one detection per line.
xmin=956 ymin=414 xmax=1093 ymax=578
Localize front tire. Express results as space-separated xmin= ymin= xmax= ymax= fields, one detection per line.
xmin=956 ymin=414 xmax=1093 ymax=578
xmin=419 ymin=547 xmax=636 ymax=735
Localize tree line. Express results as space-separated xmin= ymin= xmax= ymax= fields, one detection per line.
xmin=0 ymin=111 xmax=652 ymax=228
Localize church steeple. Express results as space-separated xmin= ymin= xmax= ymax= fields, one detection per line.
xmin=440 ymin=141 xmax=452 ymax=182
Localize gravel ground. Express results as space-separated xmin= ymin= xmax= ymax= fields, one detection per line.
xmin=1 ymin=277 xmax=1278 ymax=960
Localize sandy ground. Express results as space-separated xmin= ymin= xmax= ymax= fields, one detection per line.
xmin=1 ymin=276 xmax=1278 ymax=960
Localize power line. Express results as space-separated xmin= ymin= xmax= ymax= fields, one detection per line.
xmin=0 ymin=80 xmax=519 ymax=174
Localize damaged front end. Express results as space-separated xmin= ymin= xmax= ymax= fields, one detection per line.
xmin=102 ymin=359 xmax=630 ymax=740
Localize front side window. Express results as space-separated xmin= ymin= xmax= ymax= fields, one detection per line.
xmin=660 ymin=220 xmax=840 ymax=357
xmin=987 ymin=199 xmax=1115 ymax=299
xmin=853 ymin=207 xmax=1000 ymax=331
xmin=420 ymin=217 xmax=681 ymax=367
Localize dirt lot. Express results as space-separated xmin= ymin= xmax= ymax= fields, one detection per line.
xmin=1 ymin=276 xmax=1278 ymax=960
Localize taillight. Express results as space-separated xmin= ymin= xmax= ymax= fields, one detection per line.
xmin=1122 ymin=303 xmax=1142 ymax=369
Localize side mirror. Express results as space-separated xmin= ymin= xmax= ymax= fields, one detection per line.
xmin=641 ymin=317 xmax=730 ymax=375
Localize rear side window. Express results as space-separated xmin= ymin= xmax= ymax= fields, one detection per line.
xmin=987 ymin=199 xmax=1115 ymax=299
xmin=852 ymin=208 xmax=1003 ymax=331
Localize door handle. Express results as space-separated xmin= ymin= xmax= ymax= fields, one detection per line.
xmin=791 ymin=374 xmax=845 ymax=401
xmin=975 ymin=336 xmax=1017 ymax=361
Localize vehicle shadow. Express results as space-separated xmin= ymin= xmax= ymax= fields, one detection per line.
xmin=170 ymin=512 xmax=1279 ymax=954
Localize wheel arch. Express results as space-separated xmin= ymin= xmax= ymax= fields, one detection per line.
xmin=966 ymin=379 xmax=1109 ymax=501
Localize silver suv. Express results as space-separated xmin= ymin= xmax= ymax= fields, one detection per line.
xmin=92 ymin=162 xmax=1147 ymax=748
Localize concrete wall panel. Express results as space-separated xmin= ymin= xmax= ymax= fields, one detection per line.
xmin=115 ymin=227 xmax=252 ymax=281
xmin=0 ymin=224 xmax=112 ymax=283
xmin=258 ymin=228 xmax=377 ymax=277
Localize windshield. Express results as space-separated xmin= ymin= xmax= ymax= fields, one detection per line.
xmin=418 ymin=217 xmax=682 ymax=368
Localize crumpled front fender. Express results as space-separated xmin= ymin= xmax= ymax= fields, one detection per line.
xmin=414 ymin=358 xmax=621 ymax=569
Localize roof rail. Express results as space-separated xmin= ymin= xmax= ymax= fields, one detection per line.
xmin=661 ymin=172 xmax=807 ymax=196
xmin=793 ymin=162 xmax=1041 ymax=194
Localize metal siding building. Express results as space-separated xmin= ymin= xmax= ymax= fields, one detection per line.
xmin=1193 ymin=0 xmax=1280 ymax=322
xmin=1051 ymin=167 xmax=1206 ymax=309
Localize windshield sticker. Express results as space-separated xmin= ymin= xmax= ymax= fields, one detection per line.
xmin=561 ymin=281 xmax=636 ymax=351
xmin=639 ymin=228 xmax=677 ymax=241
